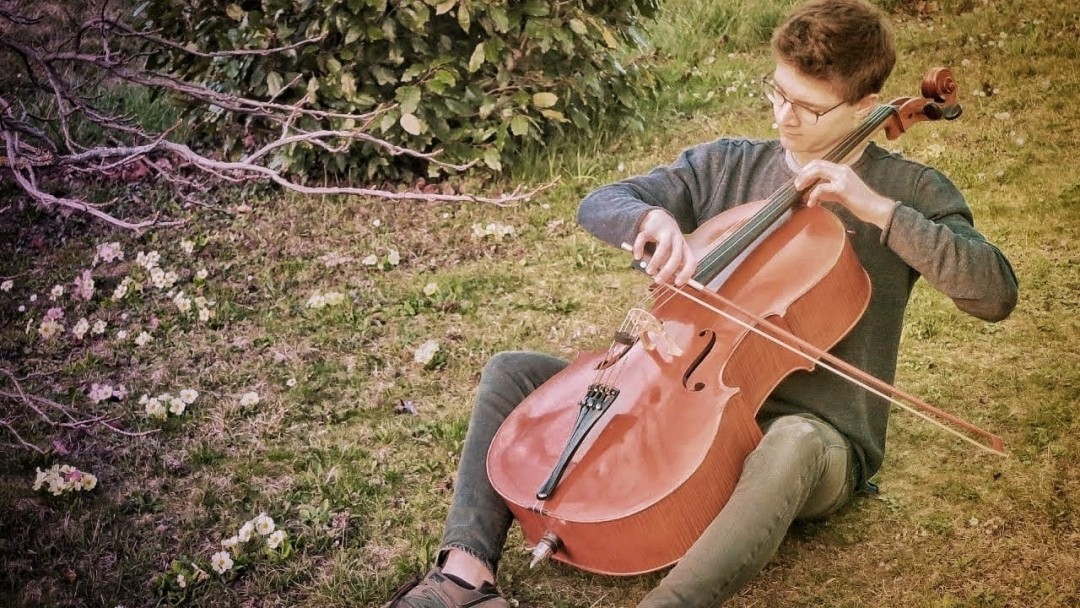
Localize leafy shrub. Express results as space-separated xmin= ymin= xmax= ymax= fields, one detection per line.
xmin=139 ymin=0 xmax=661 ymax=181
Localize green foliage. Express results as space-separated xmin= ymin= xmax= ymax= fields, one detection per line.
xmin=138 ymin=0 xmax=660 ymax=181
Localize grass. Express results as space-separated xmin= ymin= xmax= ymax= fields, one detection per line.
xmin=1 ymin=0 xmax=1078 ymax=606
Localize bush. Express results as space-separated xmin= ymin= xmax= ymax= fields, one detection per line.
xmin=139 ymin=0 xmax=660 ymax=181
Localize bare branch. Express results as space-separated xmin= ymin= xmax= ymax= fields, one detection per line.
xmin=0 ymin=8 xmax=543 ymax=230
xmin=94 ymin=17 xmax=328 ymax=59
xmin=0 ymin=367 xmax=159 ymax=452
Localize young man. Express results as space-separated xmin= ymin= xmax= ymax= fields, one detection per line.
xmin=382 ymin=0 xmax=1018 ymax=606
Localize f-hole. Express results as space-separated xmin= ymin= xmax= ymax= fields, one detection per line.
xmin=682 ymin=329 xmax=716 ymax=391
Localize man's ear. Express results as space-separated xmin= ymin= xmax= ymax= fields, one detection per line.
xmin=855 ymin=94 xmax=880 ymax=119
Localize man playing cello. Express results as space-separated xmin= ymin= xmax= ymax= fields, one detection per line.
xmin=382 ymin=0 xmax=1018 ymax=605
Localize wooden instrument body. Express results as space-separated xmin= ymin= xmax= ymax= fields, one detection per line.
xmin=487 ymin=202 xmax=871 ymax=574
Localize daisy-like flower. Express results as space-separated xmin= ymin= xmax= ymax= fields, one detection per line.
xmin=136 ymin=251 xmax=161 ymax=271
xmin=173 ymin=291 xmax=192 ymax=313
xmin=239 ymin=391 xmax=260 ymax=407
xmin=38 ymin=319 xmax=64 ymax=340
xmin=176 ymin=573 xmax=186 ymax=589
xmin=50 ymin=284 xmax=64 ymax=300
xmin=79 ymin=472 xmax=98 ymax=491
xmin=1 ymin=279 xmax=12 ymax=292
xmin=209 ymin=551 xmax=233 ymax=574
xmin=88 ymin=383 xmax=114 ymax=403
xmin=387 ymin=249 xmax=401 ymax=266
xmin=91 ymin=319 xmax=108 ymax=335
xmin=221 ymin=535 xmax=240 ymax=549
xmin=180 ymin=240 xmax=195 ymax=255
xmin=167 ymin=397 xmax=186 ymax=416
xmin=254 ymin=513 xmax=275 ymax=536
xmin=285 ymin=378 xmax=297 ymax=388
xmin=361 ymin=254 xmax=378 ymax=266
xmin=179 ymin=389 xmax=199 ymax=404
xmin=116 ymin=329 xmax=128 ymax=341
xmin=195 ymin=267 xmax=209 ymax=281
xmin=237 ymin=521 xmax=254 ymax=543
xmin=144 ymin=397 xmax=167 ymax=420
xmin=134 ymin=331 xmax=152 ymax=347
xmin=423 ymin=282 xmax=439 ymax=297
xmin=71 ymin=318 xmax=90 ymax=340
xmin=112 ymin=277 xmax=134 ymax=301
xmin=267 ymin=529 xmax=287 ymax=550
xmin=95 ymin=242 xmax=124 ymax=264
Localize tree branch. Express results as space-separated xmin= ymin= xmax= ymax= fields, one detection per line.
xmin=0 ymin=7 xmax=546 ymax=230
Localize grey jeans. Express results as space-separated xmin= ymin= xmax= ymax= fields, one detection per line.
xmin=439 ymin=351 xmax=858 ymax=607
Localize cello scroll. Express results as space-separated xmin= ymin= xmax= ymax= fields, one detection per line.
xmin=883 ymin=67 xmax=963 ymax=139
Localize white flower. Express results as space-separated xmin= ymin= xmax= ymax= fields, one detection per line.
xmin=237 ymin=521 xmax=254 ymax=543
xmin=361 ymin=254 xmax=378 ymax=266
xmin=168 ymin=397 xmax=186 ymax=416
xmin=32 ymin=464 xmax=96 ymax=495
xmin=173 ymin=291 xmax=192 ymax=313
xmin=134 ymin=331 xmax=152 ymax=347
xmin=1 ymin=279 xmax=12 ymax=292
xmin=38 ymin=319 xmax=64 ymax=340
xmin=149 ymin=267 xmax=165 ymax=288
xmin=198 ymin=307 xmax=212 ymax=323
xmin=50 ymin=284 xmax=64 ymax=300
xmin=72 ymin=318 xmax=90 ymax=340
xmin=372 ymin=218 xmax=382 ymax=228
xmin=221 ymin=536 xmax=240 ymax=549
xmin=116 ymin=329 xmax=128 ymax=341
xmin=88 ymin=383 xmax=114 ymax=403
xmin=209 ymin=551 xmax=233 ymax=574
xmin=180 ymin=240 xmax=195 ymax=255
xmin=239 ymin=391 xmax=260 ymax=407
xmin=136 ymin=250 xmax=161 ymax=270
xmin=267 ymin=529 xmax=286 ymax=550
xmin=176 ymin=573 xmax=186 ymax=589
xmin=387 ymin=249 xmax=401 ymax=266
xmin=254 ymin=513 xmax=275 ymax=536
xmin=91 ymin=319 xmax=107 ymax=335
xmin=80 ymin=473 xmax=97 ymax=491
xmin=195 ymin=267 xmax=209 ymax=281
xmin=179 ymin=389 xmax=199 ymax=404
xmin=95 ymin=242 xmax=124 ymax=264
xmin=414 ymin=339 xmax=440 ymax=365
xmin=423 ymin=282 xmax=439 ymax=297
xmin=144 ymin=397 xmax=166 ymax=419
xmin=111 ymin=279 xmax=130 ymax=301
xmin=285 ymin=378 xmax=297 ymax=388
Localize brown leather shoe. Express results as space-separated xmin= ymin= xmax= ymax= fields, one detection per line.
xmin=382 ymin=567 xmax=509 ymax=608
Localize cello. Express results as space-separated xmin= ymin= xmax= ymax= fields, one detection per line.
xmin=485 ymin=68 xmax=1006 ymax=576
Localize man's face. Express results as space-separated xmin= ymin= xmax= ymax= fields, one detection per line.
xmin=768 ymin=62 xmax=875 ymax=161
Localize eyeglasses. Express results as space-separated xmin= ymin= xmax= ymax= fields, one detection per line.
xmin=760 ymin=76 xmax=846 ymax=125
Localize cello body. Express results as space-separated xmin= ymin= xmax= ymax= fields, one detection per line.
xmin=486 ymin=201 xmax=871 ymax=575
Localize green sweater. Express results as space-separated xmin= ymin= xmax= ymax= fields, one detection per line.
xmin=576 ymin=139 xmax=1018 ymax=485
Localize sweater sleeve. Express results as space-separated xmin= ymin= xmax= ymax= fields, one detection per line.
xmin=880 ymin=168 xmax=1018 ymax=322
xmin=577 ymin=142 xmax=717 ymax=248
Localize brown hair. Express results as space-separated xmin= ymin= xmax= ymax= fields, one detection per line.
xmin=770 ymin=0 xmax=896 ymax=102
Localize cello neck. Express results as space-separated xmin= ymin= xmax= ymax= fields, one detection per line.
xmin=692 ymin=104 xmax=897 ymax=286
